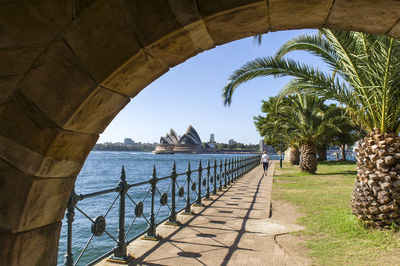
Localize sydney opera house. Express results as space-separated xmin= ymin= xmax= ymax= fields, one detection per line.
xmin=153 ymin=126 xmax=204 ymax=154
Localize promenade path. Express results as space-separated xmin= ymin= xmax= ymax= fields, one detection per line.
xmin=100 ymin=162 xmax=303 ymax=265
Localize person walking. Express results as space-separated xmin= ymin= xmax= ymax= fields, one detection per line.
xmin=260 ymin=151 xmax=269 ymax=173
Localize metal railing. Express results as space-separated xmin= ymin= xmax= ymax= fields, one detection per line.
xmin=63 ymin=155 xmax=260 ymax=265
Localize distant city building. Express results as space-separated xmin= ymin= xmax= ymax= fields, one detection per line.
xmin=124 ymin=138 xmax=134 ymax=145
xmin=259 ymin=139 xmax=265 ymax=152
xmin=228 ymin=139 xmax=237 ymax=145
xmin=210 ymin=133 xmax=215 ymax=143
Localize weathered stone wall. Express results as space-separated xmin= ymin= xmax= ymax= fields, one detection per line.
xmin=2 ymin=0 xmax=400 ymax=264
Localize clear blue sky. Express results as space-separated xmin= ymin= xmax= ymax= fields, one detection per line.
xmin=98 ymin=29 xmax=321 ymax=145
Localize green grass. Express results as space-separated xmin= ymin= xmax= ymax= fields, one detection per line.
xmin=273 ymin=161 xmax=400 ymax=265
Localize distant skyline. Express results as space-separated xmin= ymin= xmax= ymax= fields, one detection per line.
xmin=98 ymin=29 xmax=323 ymax=145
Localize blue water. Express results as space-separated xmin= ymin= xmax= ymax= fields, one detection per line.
xmin=57 ymin=151 xmax=263 ymax=265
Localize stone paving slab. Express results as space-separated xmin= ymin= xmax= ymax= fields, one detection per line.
xmin=99 ymin=162 xmax=277 ymax=266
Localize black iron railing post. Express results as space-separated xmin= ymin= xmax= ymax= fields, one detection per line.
xmin=194 ymin=161 xmax=203 ymax=206
xmin=212 ymin=159 xmax=217 ymax=195
xmin=219 ymin=160 xmax=223 ymax=191
xmin=183 ymin=162 xmax=194 ymax=215
xmin=232 ymin=158 xmax=235 ymax=181
xmin=111 ymin=166 xmax=131 ymax=261
xmin=64 ymin=189 xmax=79 ymax=266
xmin=240 ymin=158 xmax=243 ymax=177
xmin=228 ymin=159 xmax=231 ymax=185
xmin=231 ymin=158 xmax=234 ymax=183
xmin=224 ymin=159 xmax=227 ymax=188
xmin=205 ymin=160 xmax=211 ymax=200
xmin=238 ymin=158 xmax=241 ymax=178
xmin=167 ymin=162 xmax=179 ymax=225
xmin=143 ymin=165 xmax=160 ymax=239
xmin=234 ymin=158 xmax=238 ymax=181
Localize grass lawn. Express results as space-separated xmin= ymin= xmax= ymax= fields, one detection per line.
xmin=273 ymin=161 xmax=400 ymax=265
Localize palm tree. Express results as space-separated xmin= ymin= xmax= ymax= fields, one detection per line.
xmin=279 ymin=93 xmax=341 ymax=173
xmin=254 ymin=96 xmax=300 ymax=165
xmin=256 ymin=93 xmax=340 ymax=173
xmin=222 ymin=29 xmax=400 ymax=228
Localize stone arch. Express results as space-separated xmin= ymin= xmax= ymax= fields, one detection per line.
xmin=2 ymin=0 xmax=400 ymax=264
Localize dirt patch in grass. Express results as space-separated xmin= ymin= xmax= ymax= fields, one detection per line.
xmin=271 ymin=199 xmax=304 ymax=224
xmin=270 ymin=199 xmax=311 ymax=265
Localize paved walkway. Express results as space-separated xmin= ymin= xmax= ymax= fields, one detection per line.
xmin=100 ymin=162 xmax=299 ymax=266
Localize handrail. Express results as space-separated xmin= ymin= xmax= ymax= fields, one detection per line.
xmin=63 ymin=155 xmax=261 ymax=266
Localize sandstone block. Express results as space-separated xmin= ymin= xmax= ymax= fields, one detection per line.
xmin=0 ymin=0 xmax=69 ymax=49
xmin=0 ymin=159 xmax=75 ymax=232
xmin=123 ymin=0 xmax=205 ymax=68
xmin=0 ymin=135 xmax=83 ymax=178
xmin=125 ymin=0 xmax=197 ymax=45
xmin=19 ymin=39 xmax=97 ymax=128
xmin=0 ymin=48 xmax=39 ymax=75
xmin=45 ymin=130 xmax=98 ymax=162
xmin=269 ymin=0 xmax=332 ymax=30
xmin=0 ymin=222 xmax=61 ymax=266
xmin=0 ymin=93 xmax=98 ymax=162
xmin=101 ymin=51 xmax=168 ymax=97
xmin=63 ymin=86 xmax=130 ymax=134
xmin=63 ymin=0 xmax=142 ymax=85
xmin=144 ymin=27 xmax=202 ymax=68
xmin=201 ymin=1 xmax=269 ymax=45
xmin=0 ymin=74 xmax=21 ymax=103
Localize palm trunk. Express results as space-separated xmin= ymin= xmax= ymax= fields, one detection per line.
xmin=317 ymin=145 xmax=327 ymax=161
xmin=299 ymin=143 xmax=317 ymax=174
xmin=288 ymin=147 xmax=300 ymax=165
xmin=351 ymin=130 xmax=400 ymax=228
xmin=341 ymin=144 xmax=347 ymax=161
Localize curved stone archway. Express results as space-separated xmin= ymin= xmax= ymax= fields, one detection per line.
xmin=2 ymin=0 xmax=400 ymax=264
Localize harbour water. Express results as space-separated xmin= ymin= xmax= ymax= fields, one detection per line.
xmin=57 ymin=151 xmax=263 ymax=265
